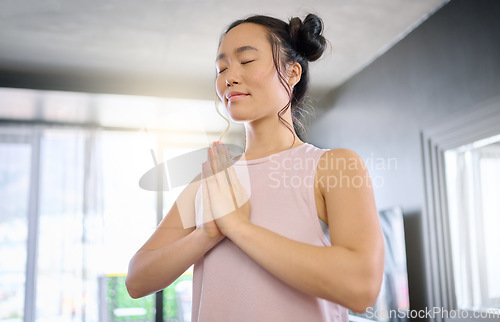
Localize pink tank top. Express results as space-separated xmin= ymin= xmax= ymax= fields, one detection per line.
xmin=192 ymin=143 xmax=349 ymax=321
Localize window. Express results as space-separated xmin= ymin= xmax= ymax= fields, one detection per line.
xmin=0 ymin=126 xmax=201 ymax=322
xmin=421 ymin=96 xmax=500 ymax=322
xmin=444 ymin=135 xmax=500 ymax=311
xmin=0 ymin=129 xmax=32 ymax=321
xmin=0 ymin=87 xmax=243 ymax=322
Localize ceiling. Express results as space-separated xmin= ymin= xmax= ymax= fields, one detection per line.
xmin=0 ymin=0 xmax=448 ymax=103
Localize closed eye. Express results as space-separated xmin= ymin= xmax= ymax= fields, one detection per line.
xmin=217 ymin=68 xmax=227 ymax=74
xmin=241 ymin=60 xmax=255 ymax=65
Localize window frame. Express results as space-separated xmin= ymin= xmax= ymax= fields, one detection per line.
xmin=0 ymin=126 xmax=40 ymax=322
xmin=420 ymin=96 xmax=500 ymax=322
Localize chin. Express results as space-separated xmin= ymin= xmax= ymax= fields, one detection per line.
xmin=227 ymin=114 xmax=249 ymax=123
xmin=225 ymin=106 xmax=252 ymax=123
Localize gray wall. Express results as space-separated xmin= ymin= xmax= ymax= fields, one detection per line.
xmin=308 ymin=0 xmax=500 ymax=316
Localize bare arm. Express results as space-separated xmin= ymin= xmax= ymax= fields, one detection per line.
xmin=211 ymin=148 xmax=385 ymax=312
xmin=125 ymin=174 xmax=223 ymax=299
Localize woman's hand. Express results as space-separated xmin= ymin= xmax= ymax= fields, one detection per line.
xmin=200 ymin=141 xmax=251 ymax=237
xmin=196 ymin=163 xmax=225 ymax=244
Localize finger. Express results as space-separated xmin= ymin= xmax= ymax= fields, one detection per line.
xmin=225 ymin=163 xmax=239 ymax=186
xmin=213 ymin=162 xmax=239 ymax=209
xmin=215 ymin=144 xmax=237 ymax=206
xmin=225 ymin=165 xmax=249 ymax=207
xmin=212 ymin=142 xmax=224 ymax=174
xmin=202 ymin=157 xmax=214 ymax=178
xmin=207 ymin=145 xmax=219 ymax=174
xmin=214 ymin=142 xmax=229 ymax=172
xmin=201 ymin=162 xmax=214 ymax=224
xmin=207 ymin=145 xmax=218 ymax=174
xmin=212 ymin=143 xmax=230 ymax=190
xmin=219 ymin=143 xmax=235 ymax=188
xmin=221 ymin=143 xmax=233 ymax=169
xmin=202 ymin=159 xmax=217 ymax=190
xmin=214 ymin=150 xmax=237 ymax=208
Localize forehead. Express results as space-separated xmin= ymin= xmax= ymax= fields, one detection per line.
xmin=218 ymin=23 xmax=271 ymax=54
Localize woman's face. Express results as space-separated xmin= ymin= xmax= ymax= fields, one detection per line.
xmin=215 ymin=23 xmax=291 ymax=123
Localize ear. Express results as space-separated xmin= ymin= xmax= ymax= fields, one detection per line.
xmin=287 ymin=62 xmax=302 ymax=87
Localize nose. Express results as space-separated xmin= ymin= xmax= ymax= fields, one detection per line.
xmin=225 ymin=66 xmax=240 ymax=87
xmin=226 ymin=79 xmax=237 ymax=87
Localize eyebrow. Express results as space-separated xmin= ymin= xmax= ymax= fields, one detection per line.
xmin=216 ymin=46 xmax=258 ymax=62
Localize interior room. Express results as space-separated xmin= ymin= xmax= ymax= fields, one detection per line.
xmin=1 ymin=0 xmax=499 ymax=321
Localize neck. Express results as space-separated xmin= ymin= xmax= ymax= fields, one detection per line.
xmin=243 ymin=114 xmax=304 ymax=160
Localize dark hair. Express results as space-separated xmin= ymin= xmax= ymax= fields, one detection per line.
xmin=220 ymin=13 xmax=327 ymax=144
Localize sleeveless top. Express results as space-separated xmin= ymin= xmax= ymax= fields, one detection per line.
xmin=192 ymin=143 xmax=349 ymax=321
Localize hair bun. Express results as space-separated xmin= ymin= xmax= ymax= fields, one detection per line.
xmin=289 ymin=14 xmax=326 ymax=62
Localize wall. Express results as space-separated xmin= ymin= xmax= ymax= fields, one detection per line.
xmin=308 ymin=0 xmax=500 ymax=316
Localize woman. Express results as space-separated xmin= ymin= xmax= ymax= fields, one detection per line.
xmin=126 ymin=13 xmax=384 ymax=321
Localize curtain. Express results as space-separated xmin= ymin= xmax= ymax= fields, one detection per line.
xmin=0 ymin=127 xmax=33 ymax=321
xmin=36 ymin=128 xmax=105 ymax=320
xmin=446 ymin=143 xmax=500 ymax=311
xmin=0 ymin=126 xmax=106 ymax=322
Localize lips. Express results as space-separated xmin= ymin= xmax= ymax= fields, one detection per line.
xmin=226 ymin=92 xmax=249 ymax=102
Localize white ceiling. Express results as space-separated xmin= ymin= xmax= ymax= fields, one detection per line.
xmin=0 ymin=0 xmax=448 ymax=103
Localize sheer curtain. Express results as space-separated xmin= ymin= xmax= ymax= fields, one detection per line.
xmin=36 ymin=128 xmax=105 ymax=321
xmin=0 ymin=127 xmax=32 ymax=321
xmin=0 ymin=123 xmax=200 ymax=322
xmin=0 ymin=87 xmax=229 ymax=322
xmin=445 ymin=141 xmax=500 ymax=312
xmin=0 ymin=126 xmax=107 ymax=322
xmin=478 ymin=148 xmax=500 ymax=308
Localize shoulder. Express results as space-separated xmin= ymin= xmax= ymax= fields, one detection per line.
xmin=320 ymin=147 xmax=360 ymax=158
xmin=317 ymin=148 xmax=366 ymax=172
xmin=315 ymin=148 xmax=369 ymax=194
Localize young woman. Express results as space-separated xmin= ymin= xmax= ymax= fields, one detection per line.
xmin=126 ymin=14 xmax=384 ymax=321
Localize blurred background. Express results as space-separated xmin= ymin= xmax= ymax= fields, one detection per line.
xmin=0 ymin=0 xmax=499 ymax=321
